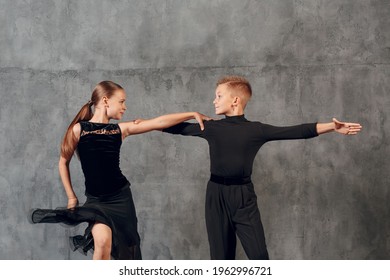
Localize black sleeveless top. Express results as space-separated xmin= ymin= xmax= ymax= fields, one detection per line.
xmin=77 ymin=121 xmax=129 ymax=196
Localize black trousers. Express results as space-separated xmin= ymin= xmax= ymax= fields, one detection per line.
xmin=205 ymin=180 xmax=269 ymax=260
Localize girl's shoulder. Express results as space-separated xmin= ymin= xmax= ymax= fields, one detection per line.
xmin=72 ymin=123 xmax=81 ymax=141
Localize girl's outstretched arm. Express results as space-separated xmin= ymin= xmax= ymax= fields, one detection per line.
xmin=119 ymin=112 xmax=211 ymax=138
xmin=316 ymin=118 xmax=362 ymax=135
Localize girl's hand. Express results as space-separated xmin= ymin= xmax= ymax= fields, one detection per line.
xmin=67 ymin=197 xmax=79 ymax=209
xmin=193 ymin=112 xmax=213 ymax=131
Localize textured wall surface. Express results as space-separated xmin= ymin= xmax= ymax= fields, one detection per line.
xmin=0 ymin=0 xmax=389 ymax=259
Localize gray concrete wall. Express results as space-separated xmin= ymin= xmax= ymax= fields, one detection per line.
xmin=0 ymin=0 xmax=389 ymax=259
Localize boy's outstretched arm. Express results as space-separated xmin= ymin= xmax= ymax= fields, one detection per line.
xmin=317 ymin=118 xmax=362 ymax=135
xmin=119 ymin=112 xmax=211 ymax=138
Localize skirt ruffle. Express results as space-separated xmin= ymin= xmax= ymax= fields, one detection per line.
xmin=29 ymin=183 xmax=141 ymax=260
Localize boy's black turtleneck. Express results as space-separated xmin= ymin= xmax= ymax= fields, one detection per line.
xmin=163 ymin=115 xmax=318 ymax=178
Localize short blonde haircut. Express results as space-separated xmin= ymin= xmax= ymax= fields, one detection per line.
xmin=217 ymin=76 xmax=252 ymax=107
xmin=217 ymin=76 xmax=252 ymax=97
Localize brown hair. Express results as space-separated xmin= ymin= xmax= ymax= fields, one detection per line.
xmin=60 ymin=81 xmax=123 ymax=159
xmin=216 ymin=75 xmax=252 ymax=97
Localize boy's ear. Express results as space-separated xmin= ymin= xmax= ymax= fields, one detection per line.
xmin=232 ymin=96 xmax=240 ymax=105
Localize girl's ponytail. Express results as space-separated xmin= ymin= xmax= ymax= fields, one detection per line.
xmin=60 ymin=102 xmax=93 ymax=159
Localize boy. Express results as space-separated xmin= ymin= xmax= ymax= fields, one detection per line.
xmin=163 ymin=76 xmax=362 ymax=260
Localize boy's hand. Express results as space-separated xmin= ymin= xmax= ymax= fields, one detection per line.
xmin=333 ymin=118 xmax=362 ymax=135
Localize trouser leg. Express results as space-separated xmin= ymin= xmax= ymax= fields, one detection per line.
xmin=233 ymin=183 xmax=269 ymax=260
xmin=205 ymin=181 xmax=236 ymax=260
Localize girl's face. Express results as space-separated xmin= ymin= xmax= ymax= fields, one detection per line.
xmin=106 ymin=89 xmax=127 ymax=120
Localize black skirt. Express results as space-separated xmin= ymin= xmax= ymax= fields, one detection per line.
xmin=29 ymin=183 xmax=142 ymax=260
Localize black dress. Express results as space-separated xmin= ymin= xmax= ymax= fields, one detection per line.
xmin=30 ymin=121 xmax=141 ymax=260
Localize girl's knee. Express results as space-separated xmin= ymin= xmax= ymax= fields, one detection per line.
xmin=94 ymin=235 xmax=112 ymax=250
xmin=92 ymin=224 xmax=112 ymax=251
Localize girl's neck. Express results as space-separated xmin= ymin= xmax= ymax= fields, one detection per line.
xmin=89 ymin=110 xmax=110 ymax=124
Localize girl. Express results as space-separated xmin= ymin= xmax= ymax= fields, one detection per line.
xmin=30 ymin=81 xmax=210 ymax=260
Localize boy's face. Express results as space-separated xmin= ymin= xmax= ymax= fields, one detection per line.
xmin=213 ymin=84 xmax=235 ymax=116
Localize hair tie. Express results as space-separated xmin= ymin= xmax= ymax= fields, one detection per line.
xmin=87 ymin=100 xmax=93 ymax=106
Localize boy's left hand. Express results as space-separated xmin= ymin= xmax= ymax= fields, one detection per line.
xmin=333 ymin=118 xmax=362 ymax=135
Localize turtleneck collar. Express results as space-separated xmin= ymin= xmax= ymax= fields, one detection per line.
xmin=223 ymin=114 xmax=248 ymax=123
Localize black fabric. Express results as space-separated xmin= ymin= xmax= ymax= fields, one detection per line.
xmin=163 ymin=115 xmax=318 ymax=177
xmin=205 ymin=180 xmax=269 ymax=260
xmin=78 ymin=121 xmax=129 ymax=196
xmin=210 ymin=174 xmax=252 ymax=185
xmin=30 ymin=184 xmax=141 ymax=260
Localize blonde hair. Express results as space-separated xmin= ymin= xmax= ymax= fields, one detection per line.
xmin=60 ymin=81 xmax=123 ymax=159
xmin=216 ymin=75 xmax=252 ymax=97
